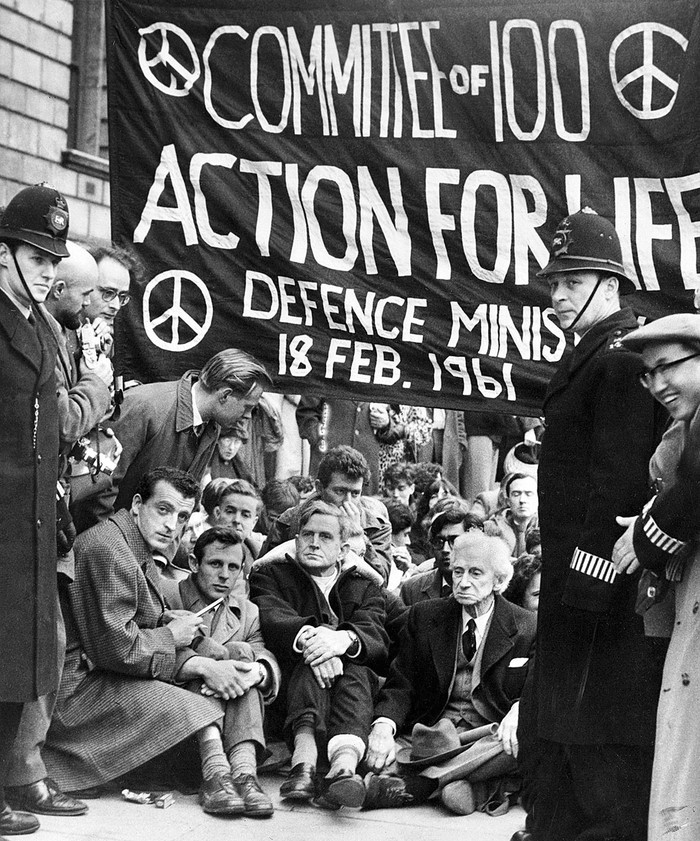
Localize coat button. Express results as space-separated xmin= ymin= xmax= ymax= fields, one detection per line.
xmin=36 ymin=518 xmax=42 ymax=528
xmin=355 ymin=430 xmax=359 ymax=436
xmin=694 ymin=602 xmax=699 ymax=614
xmin=37 ymin=453 xmax=42 ymax=463
xmin=682 ymin=673 xmax=691 ymax=686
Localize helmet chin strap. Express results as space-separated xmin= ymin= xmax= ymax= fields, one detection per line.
xmin=565 ymin=275 xmax=603 ymax=334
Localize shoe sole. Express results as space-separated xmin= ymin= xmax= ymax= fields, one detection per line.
xmin=0 ymin=825 xmax=40 ymax=836
xmin=325 ymin=777 xmax=365 ymax=808
xmin=12 ymin=806 xmax=88 ymax=816
xmin=244 ymin=806 xmax=274 ymax=818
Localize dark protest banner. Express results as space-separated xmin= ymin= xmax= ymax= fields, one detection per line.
xmin=106 ymin=0 xmax=700 ymax=414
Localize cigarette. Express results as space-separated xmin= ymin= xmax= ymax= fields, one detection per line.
xmin=194 ymin=596 xmax=224 ymax=617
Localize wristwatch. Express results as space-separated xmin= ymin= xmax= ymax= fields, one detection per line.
xmin=345 ymin=630 xmax=361 ymax=656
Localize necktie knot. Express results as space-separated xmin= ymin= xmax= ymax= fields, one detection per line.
xmin=462 ymin=618 xmax=477 ymax=662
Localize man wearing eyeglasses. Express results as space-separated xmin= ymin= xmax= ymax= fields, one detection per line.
xmin=521 ymin=209 xmax=667 ymax=841
xmin=400 ymin=503 xmax=479 ymax=605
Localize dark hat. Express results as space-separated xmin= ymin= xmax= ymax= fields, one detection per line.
xmin=621 ymin=314 xmax=700 ymax=352
xmin=396 ymin=719 xmax=471 ymax=770
xmin=0 ymin=184 xmax=70 ymax=258
xmin=537 ymin=208 xmax=635 ymax=295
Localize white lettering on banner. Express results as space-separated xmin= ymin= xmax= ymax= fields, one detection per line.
xmin=448 ymin=302 xmax=566 ymax=362
xmin=244 ymin=270 xmax=427 ymax=341
xmin=143 ymin=270 xmax=213 ymax=351
xmin=138 ymin=22 xmax=200 ymax=96
xmin=134 ymin=147 xmax=700 ymax=291
xmin=429 ymin=353 xmax=516 ymax=399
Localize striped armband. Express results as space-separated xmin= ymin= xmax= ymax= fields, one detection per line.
xmin=570 ymin=548 xmax=617 ymax=584
xmin=641 ymin=512 xmax=688 ymax=556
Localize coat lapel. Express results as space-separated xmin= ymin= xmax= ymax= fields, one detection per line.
xmin=478 ymin=595 xmax=517 ymax=679
xmin=113 ymin=510 xmax=167 ymax=613
xmin=0 ymin=292 xmax=42 ymax=372
xmin=427 ymin=597 xmax=462 ymax=692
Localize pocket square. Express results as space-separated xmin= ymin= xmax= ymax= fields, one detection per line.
xmin=508 ymin=657 xmax=529 ymax=668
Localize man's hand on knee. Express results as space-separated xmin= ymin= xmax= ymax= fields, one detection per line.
xmin=199 ymin=659 xmax=257 ymax=700
xmin=311 ymin=656 xmax=343 ymax=689
xmin=302 ymin=626 xmax=354 ymax=666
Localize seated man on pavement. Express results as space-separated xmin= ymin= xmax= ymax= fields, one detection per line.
xmin=176 ymin=526 xmax=281 ymax=817
xmin=211 ymin=479 xmax=265 ymax=576
xmin=400 ymin=502 xmax=481 ymax=604
xmin=262 ymin=445 xmax=392 ymax=584
xmin=250 ymin=500 xmax=388 ymax=809
xmin=485 ymin=473 xmax=539 ymax=558
xmin=365 ymin=532 xmax=536 ymax=815
xmin=44 ymin=468 xmax=270 ymax=818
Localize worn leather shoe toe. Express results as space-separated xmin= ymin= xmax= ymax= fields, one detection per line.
xmin=280 ymin=763 xmax=316 ymax=801
xmin=231 ymin=774 xmax=273 ymax=818
xmin=0 ymin=804 xmax=40 ymax=835
xmin=5 ymin=779 xmax=88 ymax=816
xmin=510 ymin=832 xmax=534 ymax=841
xmin=362 ymin=773 xmax=414 ymax=810
xmin=199 ymin=772 xmax=245 ymax=815
xmin=315 ymin=771 xmax=365 ymax=809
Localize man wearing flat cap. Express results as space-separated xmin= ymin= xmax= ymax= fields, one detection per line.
xmin=612 ymin=314 xmax=700 ymax=841
xmin=524 ymin=209 xmax=667 ymax=841
xmin=365 ymin=532 xmax=536 ymax=815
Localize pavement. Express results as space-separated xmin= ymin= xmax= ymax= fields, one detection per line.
xmin=24 ymin=772 xmax=526 ymax=841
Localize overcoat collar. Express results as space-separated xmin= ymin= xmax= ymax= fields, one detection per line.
xmin=545 ymin=307 xmax=637 ymax=406
xmin=110 ymin=508 xmax=167 ymax=613
xmin=0 ymin=288 xmax=47 ymax=375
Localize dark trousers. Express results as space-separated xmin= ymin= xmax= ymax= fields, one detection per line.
xmin=530 ymin=740 xmax=653 ymax=841
xmin=284 ymin=660 xmax=376 ymax=745
xmin=0 ymin=703 xmax=24 ymax=807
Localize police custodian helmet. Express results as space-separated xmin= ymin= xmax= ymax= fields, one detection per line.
xmin=537 ymin=207 xmax=636 ymax=295
xmin=0 ymin=183 xmax=70 ymax=258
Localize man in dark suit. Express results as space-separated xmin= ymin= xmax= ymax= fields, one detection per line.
xmin=0 ymin=184 xmax=67 ymax=838
xmin=250 ymin=500 xmax=388 ymax=809
xmin=400 ymin=503 xmax=474 ymax=605
xmin=528 ymin=209 xmax=667 ymax=841
xmin=366 ymin=532 xmax=536 ymax=815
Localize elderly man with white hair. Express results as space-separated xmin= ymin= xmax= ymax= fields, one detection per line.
xmin=364 ymin=531 xmax=536 ymax=815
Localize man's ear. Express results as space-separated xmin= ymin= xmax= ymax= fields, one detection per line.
xmin=188 ymin=553 xmax=199 ymax=575
xmin=339 ymin=540 xmax=350 ymax=561
xmin=51 ymin=279 xmax=66 ymax=299
xmin=217 ymin=387 xmax=233 ymax=404
xmin=130 ymin=493 xmax=143 ymax=516
xmin=314 ymin=478 xmax=324 ymax=496
xmin=0 ymin=243 xmax=10 ymax=267
xmin=606 ymin=275 xmax=619 ymax=298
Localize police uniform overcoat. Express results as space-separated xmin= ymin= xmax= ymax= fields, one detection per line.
xmin=0 ymin=292 xmax=59 ymax=701
xmin=536 ymin=307 xmax=666 ymax=745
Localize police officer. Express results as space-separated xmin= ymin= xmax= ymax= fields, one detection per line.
xmin=0 ymin=184 xmax=68 ymax=837
xmin=520 ymin=209 xmax=667 ymax=841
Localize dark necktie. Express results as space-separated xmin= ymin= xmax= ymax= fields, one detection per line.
xmin=462 ymin=618 xmax=477 ymax=662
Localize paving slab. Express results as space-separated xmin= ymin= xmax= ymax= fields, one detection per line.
xmin=28 ymin=775 xmax=525 ymax=841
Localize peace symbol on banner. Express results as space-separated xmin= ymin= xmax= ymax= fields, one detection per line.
xmin=609 ymin=22 xmax=688 ymax=120
xmin=137 ymin=21 xmax=201 ymax=96
xmin=142 ymin=270 xmax=213 ymax=352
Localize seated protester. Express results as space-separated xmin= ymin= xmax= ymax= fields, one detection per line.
xmin=412 ymin=478 xmax=460 ymax=559
xmin=401 ymin=503 xmax=480 ymax=605
xmin=258 ymin=479 xmax=300 ymax=536
xmin=383 ymin=462 xmax=417 ymax=510
xmin=43 ymin=468 xmax=274 ymax=816
xmin=203 ymin=425 xmax=254 ymax=484
xmin=384 ymin=500 xmax=419 ymax=591
xmin=171 ymin=477 xmax=230 ymax=573
xmin=213 ymin=479 xmax=265 ymax=578
xmin=287 ymin=474 xmax=315 ymax=501
xmin=249 ymin=501 xmax=388 ymax=809
xmin=262 ymin=446 xmax=393 ymax=584
xmin=504 ymin=553 xmax=542 ymax=613
xmin=485 ymin=473 xmax=539 ymax=558
xmin=176 ymin=527 xmax=281 ymax=817
xmin=365 ymin=532 xmax=536 ymax=815
xmin=525 ymin=527 xmax=541 ymax=559
xmin=412 ymin=462 xmax=443 ymax=497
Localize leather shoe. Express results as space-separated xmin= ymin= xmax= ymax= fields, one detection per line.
xmin=362 ymin=773 xmax=413 ymax=810
xmin=230 ymin=774 xmax=273 ymax=818
xmin=280 ymin=763 xmax=316 ymax=801
xmin=0 ymin=804 xmax=39 ymax=835
xmin=510 ymin=833 xmax=534 ymax=841
xmin=199 ymin=773 xmax=245 ymax=815
xmin=5 ymin=779 xmax=88 ymax=816
xmin=314 ymin=771 xmax=365 ymax=809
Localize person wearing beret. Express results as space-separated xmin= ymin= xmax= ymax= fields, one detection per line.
xmin=613 ymin=313 xmax=700 ymax=841
xmin=525 ymin=209 xmax=667 ymax=841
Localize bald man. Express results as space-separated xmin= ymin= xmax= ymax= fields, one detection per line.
xmin=5 ymin=241 xmax=113 ymax=818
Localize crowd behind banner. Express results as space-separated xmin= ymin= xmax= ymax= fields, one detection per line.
xmin=3 ymin=181 xmax=700 ymax=841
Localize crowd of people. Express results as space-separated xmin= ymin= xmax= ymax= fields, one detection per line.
xmin=1 ymin=182 xmax=698 ymax=841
